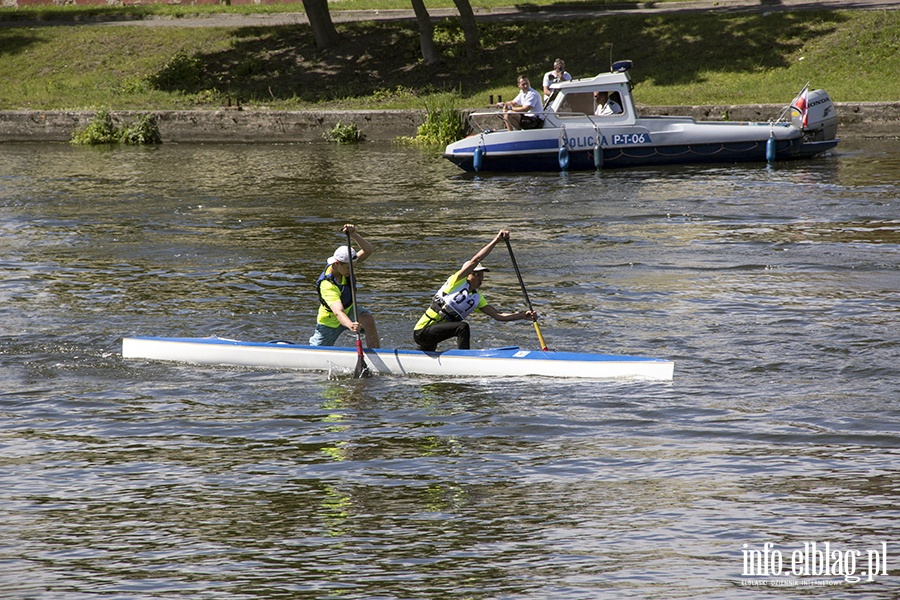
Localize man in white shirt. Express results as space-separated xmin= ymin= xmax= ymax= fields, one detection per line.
xmin=594 ymin=91 xmax=623 ymax=116
xmin=542 ymin=58 xmax=572 ymax=102
xmin=497 ymin=76 xmax=545 ymax=131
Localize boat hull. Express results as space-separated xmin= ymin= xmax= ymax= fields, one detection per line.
xmin=445 ymin=129 xmax=838 ymax=173
xmin=122 ymin=337 xmax=675 ymax=381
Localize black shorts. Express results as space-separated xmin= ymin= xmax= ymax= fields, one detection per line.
xmin=413 ymin=321 xmax=471 ymax=352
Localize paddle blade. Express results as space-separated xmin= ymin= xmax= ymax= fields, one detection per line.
xmin=533 ymin=322 xmax=549 ymax=352
xmin=354 ymin=356 xmax=371 ymax=378
xmin=353 ymin=340 xmax=371 ymax=378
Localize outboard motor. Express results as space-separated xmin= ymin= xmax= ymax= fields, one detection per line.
xmin=791 ymin=89 xmax=838 ymax=141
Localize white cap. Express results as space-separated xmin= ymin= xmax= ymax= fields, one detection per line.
xmin=473 ymin=264 xmax=490 ymax=272
xmin=327 ymin=245 xmax=358 ymax=265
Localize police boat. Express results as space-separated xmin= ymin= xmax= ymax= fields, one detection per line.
xmin=444 ymin=61 xmax=839 ymax=173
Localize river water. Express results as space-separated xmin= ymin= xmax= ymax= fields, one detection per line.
xmin=1 ymin=138 xmax=898 ymax=599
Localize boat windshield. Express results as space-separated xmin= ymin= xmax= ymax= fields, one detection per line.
xmin=553 ymin=90 xmax=625 ymax=118
xmin=554 ymin=92 xmax=594 ymax=117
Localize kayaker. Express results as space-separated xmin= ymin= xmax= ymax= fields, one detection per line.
xmin=413 ymin=229 xmax=537 ymax=352
xmin=310 ymin=224 xmax=380 ymax=348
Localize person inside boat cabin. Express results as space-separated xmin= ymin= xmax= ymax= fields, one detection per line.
xmin=496 ymin=76 xmax=545 ymax=131
xmin=542 ymin=58 xmax=572 ymax=103
xmin=309 ymin=224 xmax=380 ymax=348
xmin=594 ymin=90 xmax=623 ymax=116
xmin=413 ymin=229 xmax=538 ymax=352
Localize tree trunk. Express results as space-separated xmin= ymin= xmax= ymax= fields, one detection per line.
xmin=302 ymin=0 xmax=341 ymax=50
xmin=451 ymin=0 xmax=481 ymax=59
xmin=410 ymin=0 xmax=442 ymax=64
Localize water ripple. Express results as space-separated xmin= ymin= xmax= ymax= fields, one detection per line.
xmin=0 ymin=140 xmax=897 ymax=598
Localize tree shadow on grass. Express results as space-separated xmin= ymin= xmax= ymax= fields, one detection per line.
xmin=149 ymin=10 xmax=847 ymax=104
xmin=153 ymin=22 xmax=476 ymax=104
xmin=499 ymin=11 xmax=847 ymax=87
xmin=0 ymin=31 xmax=43 ymax=58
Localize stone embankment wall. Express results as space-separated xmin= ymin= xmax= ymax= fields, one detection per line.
xmin=0 ymin=109 xmax=424 ymax=143
xmin=0 ymin=103 xmax=897 ymax=143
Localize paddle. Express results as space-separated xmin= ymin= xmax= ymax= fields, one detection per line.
xmin=504 ymin=237 xmax=549 ymax=351
xmin=345 ymin=229 xmax=371 ymax=378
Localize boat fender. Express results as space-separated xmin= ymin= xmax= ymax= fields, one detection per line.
xmin=558 ymin=127 xmax=570 ymax=170
xmin=593 ymin=144 xmax=603 ymax=169
xmin=766 ymin=131 xmax=776 ymax=163
xmin=558 ymin=145 xmax=570 ymax=171
xmin=593 ymin=125 xmax=604 ymax=169
xmin=473 ymin=145 xmax=484 ymax=172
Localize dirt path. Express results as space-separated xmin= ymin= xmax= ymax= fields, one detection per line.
xmin=3 ymin=0 xmax=899 ymax=28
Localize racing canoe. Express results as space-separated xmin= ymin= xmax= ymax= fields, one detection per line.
xmin=122 ymin=336 xmax=674 ymax=381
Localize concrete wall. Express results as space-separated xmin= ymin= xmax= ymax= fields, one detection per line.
xmin=640 ymin=102 xmax=900 ymax=139
xmin=0 ymin=109 xmax=426 ymax=143
xmin=1 ymin=103 xmax=897 ymax=143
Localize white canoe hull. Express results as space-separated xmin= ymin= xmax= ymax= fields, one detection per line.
xmin=122 ymin=337 xmax=675 ymax=381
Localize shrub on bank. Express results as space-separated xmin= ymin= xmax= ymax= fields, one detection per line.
xmin=71 ymin=110 xmax=161 ymax=145
xmin=398 ymin=92 xmax=466 ymax=147
xmin=323 ymin=121 xmax=364 ymax=144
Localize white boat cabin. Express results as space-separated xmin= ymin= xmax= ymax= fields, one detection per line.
xmin=544 ymin=63 xmax=637 ymax=127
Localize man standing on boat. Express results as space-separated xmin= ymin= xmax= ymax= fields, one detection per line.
xmin=413 ymin=230 xmax=537 ymax=352
xmin=310 ymin=224 xmax=380 ymax=348
xmin=497 ymin=76 xmax=544 ymax=131
xmin=542 ymin=58 xmax=572 ymax=102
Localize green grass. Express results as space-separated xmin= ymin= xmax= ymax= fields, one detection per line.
xmin=0 ymin=6 xmax=897 ymax=111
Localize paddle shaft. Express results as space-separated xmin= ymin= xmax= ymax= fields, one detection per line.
xmin=345 ymin=229 xmax=369 ymax=377
xmin=504 ymin=238 xmax=549 ymax=351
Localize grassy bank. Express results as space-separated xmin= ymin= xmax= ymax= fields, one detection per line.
xmin=1 ymin=6 xmax=898 ymax=111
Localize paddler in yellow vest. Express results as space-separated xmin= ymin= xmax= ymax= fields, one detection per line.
xmin=413 ymin=229 xmax=537 ymax=352
xmin=310 ymin=224 xmax=380 ymax=348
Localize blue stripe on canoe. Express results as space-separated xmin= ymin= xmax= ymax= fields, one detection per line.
xmin=131 ymin=336 xmax=668 ymax=363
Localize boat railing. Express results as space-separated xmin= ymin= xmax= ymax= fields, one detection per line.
xmin=547 ymin=112 xmax=620 ymax=128
xmin=465 ymin=110 xmax=509 ymax=133
xmin=466 ymin=110 xmax=612 ymax=133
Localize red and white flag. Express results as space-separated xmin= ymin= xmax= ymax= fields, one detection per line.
xmin=791 ymin=84 xmax=810 ymax=128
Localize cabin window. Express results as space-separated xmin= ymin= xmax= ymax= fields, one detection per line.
xmin=556 ymin=93 xmax=595 ymax=117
